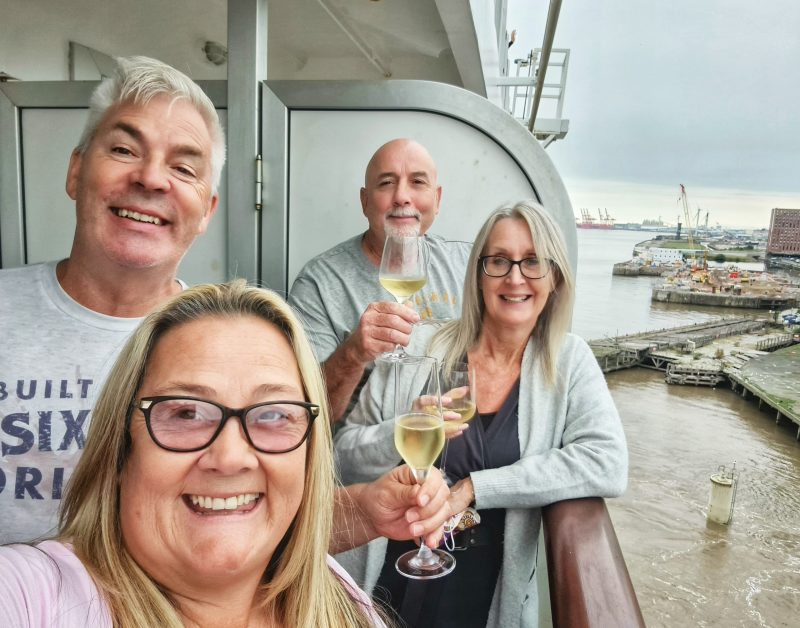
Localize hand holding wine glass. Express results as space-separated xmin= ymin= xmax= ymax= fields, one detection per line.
xmin=421 ymin=361 xmax=475 ymax=440
xmin=384 ymin=354 xmax=456 ymax=579
xmin=440 ymin=361 xmax=476 ymax=435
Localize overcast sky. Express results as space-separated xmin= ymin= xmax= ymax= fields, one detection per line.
xmin=507 ymin=0 xmax=800 ymax=229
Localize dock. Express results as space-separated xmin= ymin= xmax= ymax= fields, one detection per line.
xmin=650 ymin=266 xmax=800 ymax=310
xmin=589 ymin=317 xmax=773 ymax=371
xmin=727 ymin=346 xmax=800 ymax=439
xmin=652 ymin=287 xmax=796 ymax=309
xmin=589 ymin=317 xmax=800 ymax=438
xmin=612 ymin=261 xmax=670 ymax=277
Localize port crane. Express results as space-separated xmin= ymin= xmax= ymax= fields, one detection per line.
xmin=679 ymin=184 xmax=706 ymax=270
xmin=694 ymin=207 xmax=710 ymax=236
xmin=678 ymin=184 xmax=695 ymax=251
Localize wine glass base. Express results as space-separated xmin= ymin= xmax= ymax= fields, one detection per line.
xmin=380 ymin=350 xmax=407 ymax=361
xmin=378 ymin=350 xmax=431 ymax=364
xmin=395 ymin=548 xmax=456 ymax=580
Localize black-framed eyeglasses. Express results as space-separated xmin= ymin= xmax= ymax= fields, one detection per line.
xmin=479 ymin=255 xmax=550 ymax=279
xmin=136 ymin=396 xmax=319 ymax=454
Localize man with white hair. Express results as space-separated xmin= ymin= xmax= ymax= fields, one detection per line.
xmin=0 ymin=56 xmax=221 ymax=544
xmin=0 ymin=59 xmax=450 ymax=549
xmin=289 ymin=139 xmax=472 ymax=421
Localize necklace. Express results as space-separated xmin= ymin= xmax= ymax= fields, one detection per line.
xmin=362 ymin=233 xmax=383 ymax=266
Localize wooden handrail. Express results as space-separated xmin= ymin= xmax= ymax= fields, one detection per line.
xmin=542 ymin=497 xmax=646 ymax=628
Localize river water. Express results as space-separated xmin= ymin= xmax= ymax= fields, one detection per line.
xmin=572 ymin=229 xmax=800 ymax=627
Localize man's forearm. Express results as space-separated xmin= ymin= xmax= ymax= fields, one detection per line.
xmin=330 ymin=484 xmax=377 ymax=554
xmin=322 ymin=344 xmax=367 ymax=422
xmin=329 ymin=467 xmax=450 ymax=554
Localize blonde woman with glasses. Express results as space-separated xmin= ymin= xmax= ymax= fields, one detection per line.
xmin=0 ymin=281 xmax=451 ymax=627
xmin=335 ymin=201 xmax=628 ymax=627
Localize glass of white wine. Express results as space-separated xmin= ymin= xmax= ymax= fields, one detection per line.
xmin=379 ymin=235 xmax=428 ymax=360
xmin=437 ymin=361 xmax=476 ymax=490
xmin=385 ymin=354 xmax=456 ymax=579
xmin=440 ymin=361 xmax=477 ymax=427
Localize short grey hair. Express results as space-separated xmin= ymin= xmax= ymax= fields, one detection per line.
xmin=76 ymin=56 xmax=226 ymax=191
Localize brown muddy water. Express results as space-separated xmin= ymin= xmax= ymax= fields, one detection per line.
xmin=574 ymin=229 xmax=800 ymax=627
xmin=607 ymin=369 xmax=799 ymax=627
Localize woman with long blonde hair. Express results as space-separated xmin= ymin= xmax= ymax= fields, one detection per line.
xmin=0 ymin=280 xmax=386 ymax=627
xmin=336 ymin=201 xmax=628 ymax=627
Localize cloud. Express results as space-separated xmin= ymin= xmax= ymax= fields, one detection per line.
xmin=506 ymin=0 xmax=800 ymax=229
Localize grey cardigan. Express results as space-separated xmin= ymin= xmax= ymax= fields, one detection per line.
xmin=334 ymin=327 xmax=628 ymax=627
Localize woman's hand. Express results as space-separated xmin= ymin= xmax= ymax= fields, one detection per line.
xmin=442 ymin=387 xmax=471 ymax=440
xmin=352 ymin=464 xmax=451 ymax=549
xmin=413 ymin=393 xmax=469 ymax=440
xmin=443 ymin=416 xmax=468 ymax=439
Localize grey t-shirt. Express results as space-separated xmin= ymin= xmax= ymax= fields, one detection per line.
xmin=0 ymin=263 xmax=142 ymax=543
xmin=288 ymin=232 xmax=472 ymax=365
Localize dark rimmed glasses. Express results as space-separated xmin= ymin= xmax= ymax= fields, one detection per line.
xmin=136 ymin=396 xmax=319 ymax=454
xmin=479 ymin=255 xmax=550 ymax=280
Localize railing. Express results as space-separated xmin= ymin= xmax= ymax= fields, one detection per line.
xmin=755 ymin=334 xmax=793 ymax=351
xmin=543 ymin=497 xmax=645 ymax=628
xmin=489 ymin=48 xmax=570 ymax=146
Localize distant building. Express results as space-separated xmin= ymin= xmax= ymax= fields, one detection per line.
xmin=767 ymin=208 xmax=800 ymax=255
xmin=649 ymin=248 xmax=684 ymax=264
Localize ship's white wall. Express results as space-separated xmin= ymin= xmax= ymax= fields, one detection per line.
xmin=287 ymin=109 xmax=536 ymax=284
xmin=267 ymin=52 xmax=462 ymax=84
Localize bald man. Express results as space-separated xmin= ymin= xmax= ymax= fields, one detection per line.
xmin=289 ymin=139 xmax=471 ymax=422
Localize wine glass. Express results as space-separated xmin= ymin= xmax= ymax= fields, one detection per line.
xmin=438 ymin=361 xmax=476 ymax=491
xmin=379 ymin=235 xmax=428 ymax=360
xmin=382 ymin=354 xmax=456 ymax=579
xmin=440 ymin=361 xmax=477 ymax=429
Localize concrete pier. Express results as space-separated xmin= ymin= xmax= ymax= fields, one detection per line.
xmin=590 ymin=318 xmax=800 ymax=438
xmin=652 ymin=288 xmax=796 ymax=310
xmin=612 ymin=261 xmax=670 ymax=276
xmin=589 ymin=318 xmax=773 ymax=367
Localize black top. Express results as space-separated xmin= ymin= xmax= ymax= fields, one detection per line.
xmin=374 ymin=379 xmax=521 ymax=627
xmin=444 ymin=378 xmax=521 ymax=480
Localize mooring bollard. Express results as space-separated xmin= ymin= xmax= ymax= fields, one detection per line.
xmin=707 ymin=462 xmax=739 ymax=525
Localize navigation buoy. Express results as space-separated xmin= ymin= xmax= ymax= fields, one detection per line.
xmin=707 ymin=462 xmax=738 ymax=525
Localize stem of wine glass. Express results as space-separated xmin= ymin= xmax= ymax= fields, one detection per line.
xmin=409 ymin=467 xmax=441 ymax=566
xmin=389 ymin=296 xmax=411 ymax=357
xmin=413 ymin=540 xmax=439 ymax=566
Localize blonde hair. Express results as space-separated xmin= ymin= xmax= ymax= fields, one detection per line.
xmin=430 ymin=200 xmax=575 ymax=386
xmin=77 ymin=55 xmax=226 ymax=191
xmin=59 ymin=280 xmax=375 ymax=627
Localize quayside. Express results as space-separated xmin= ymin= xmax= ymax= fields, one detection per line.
xmin=589 ymin=318 xmax=800 ymax=438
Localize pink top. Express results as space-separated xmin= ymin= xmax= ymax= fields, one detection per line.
xmin=0 ymin=541 xmax=383 ymax=627
xmin=0 ymin=541 xmax=111 ymax=627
